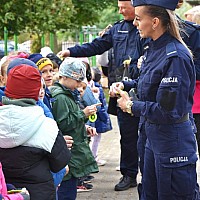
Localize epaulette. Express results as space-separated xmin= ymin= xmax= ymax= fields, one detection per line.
xmin=166 ymin=42 xmax=178 ymax=58
xmin=114 ymin=19 xmax=124 ymax=25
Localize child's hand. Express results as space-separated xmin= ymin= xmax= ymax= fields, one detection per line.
xmin=63 ymin=135 xmax=74 ymax=150
xmin=86 ymin=125 xmax=98 ymax=137
xmin=91 ymin=87 xmax=99 ymax=93
xmin=83 ymin=105 xmax=97 ymax=117
xmin=65 ymin=165 xmax=69 ymax=175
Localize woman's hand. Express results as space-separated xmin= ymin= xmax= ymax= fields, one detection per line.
xmin=117 ymin=88 xmax=130 ymax=112
xmin=109 ymin=82 xmax=124 ymax=97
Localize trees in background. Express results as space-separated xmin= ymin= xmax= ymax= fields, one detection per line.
xmin=0 ymin=0 xmax=192 ymax=53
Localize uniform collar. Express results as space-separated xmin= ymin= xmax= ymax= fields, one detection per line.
xmin=149 ymin=32 xmax=171 ymax=50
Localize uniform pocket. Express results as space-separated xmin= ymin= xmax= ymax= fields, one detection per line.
xmin=113 ymin=34 xmax=126 ymax=56
xmin=142 ymin=72 xmax=161 ymax=99
xmin=113 ymin=35 xmax=126 ymax=41
xmin=156 ymin=152 xmax=197 ymax=196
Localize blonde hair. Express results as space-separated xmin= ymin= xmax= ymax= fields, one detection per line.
xmin=184 ymin=6 xmax=200 ymax=20
xmin=192 ymin=12 xmax=200 ymax=25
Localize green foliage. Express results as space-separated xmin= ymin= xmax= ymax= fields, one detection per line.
xmin=0 ymin=0 xmax=29 ymax=37
xmin=97 ymin=6 xmax=119 ymax=30
xmin=0 ymin=0 xmax=75 ymax=38
xmin=71 ymin=0 xmax=117 ymax=28
xmin=0 ymin=0 xmax=120 ymax=51
xmin=25 ymin=0 xmax=75 ymax=34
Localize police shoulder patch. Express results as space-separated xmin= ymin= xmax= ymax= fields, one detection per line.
xmin=114 ymin=19 xmax=124 ymax=25
xmin=166 ymin=42 xmax=178 ymax=59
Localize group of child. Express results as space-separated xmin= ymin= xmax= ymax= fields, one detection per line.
xmin=0 ymin=48 xmax=112 ymax=199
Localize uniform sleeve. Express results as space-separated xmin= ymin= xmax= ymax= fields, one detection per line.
xmin=133 ymin=56 xmax=194 ymax=124
xmin=129 ymin=37 xmax=149 ymax=79
xmin=122 ymin=79 xmax=138 ymax=92
xmin=69 ymin=29 xmax=113 ymax=57
xmin=189 ymin=30 xmax=200 ymax=80
xmin=48 ymin=131 xmax=71 ymax=173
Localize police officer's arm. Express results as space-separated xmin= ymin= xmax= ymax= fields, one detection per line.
xmin=129 ymin=37 xmax=149 ymax=79
xmin=109 ymin=79 xmax=138 ymax=98
xmin=188 ymin=30 xmax=200 ymax=80
xmin=132 ymin=57 xmax=194 ymax=124
xmin=64 ymin=28 xmax=114 ymax=58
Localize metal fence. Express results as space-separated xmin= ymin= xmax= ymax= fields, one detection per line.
xmin=61 ymin=41 xmax=79 ymax=50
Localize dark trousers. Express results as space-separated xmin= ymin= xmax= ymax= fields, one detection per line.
xmin=137 ymin=122 xmax=146 ymax=175
xmin=57 ymin=177 xmax=78 ymax=200
xmin=117 ymin=108 xmax=139 ymax=179
xmin=141 ymin=121 xmax=199 ymax=200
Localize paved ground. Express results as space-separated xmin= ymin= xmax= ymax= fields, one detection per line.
xmin=77 ymin=115 xmax=200 ymax=200
xmin=77 ymin=115 xmax=140 ymax=200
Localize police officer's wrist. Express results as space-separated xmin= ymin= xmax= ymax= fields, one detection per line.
xmin=126 ymin=100 xmax=133 ymax=115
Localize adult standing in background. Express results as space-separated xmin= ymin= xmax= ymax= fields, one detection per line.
xmin=116 ymin=0 xmax=200 ymax=199
xmin=184 ymin=5 xmax=200 ymax=22
xmin=183 ymin=4 xmax=200 ymax=157
xmin=58 ymin=0 xmax=147 ymax=191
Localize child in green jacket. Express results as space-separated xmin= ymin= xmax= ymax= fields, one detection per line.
xmin=50 ymin=57 xmax=99 ymax=200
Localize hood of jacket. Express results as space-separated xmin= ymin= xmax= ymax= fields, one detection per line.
xmin=50 ymin=82 xmax=71 ymax=97
xmin=0 ymin=105 xmax=58 ymax=153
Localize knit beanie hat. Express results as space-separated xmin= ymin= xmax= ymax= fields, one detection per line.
xmin=28 ymin=53 xmax=53 ymax=71
xmin=59 ymin=58 xmax=86 ymax=81
xmin=7 ymin=58 xmax=38 ymax=75
xmin=5 ymin=65 xmax=41 ymax=101
xmin=46 ymin=53 xmax=63 ymax=66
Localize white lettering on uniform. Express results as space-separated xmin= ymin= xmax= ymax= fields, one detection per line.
xmin=118 ymin=30 xmax=128 ymax=33
xmin=169 ymin=156 xmax=188 ymax=163
xmin=161 ymin=77 xmax=178 ymax=83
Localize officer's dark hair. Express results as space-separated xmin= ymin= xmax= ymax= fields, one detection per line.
xmin=143 ymin=5 xmax=192 ymax=55
xmin=142 ymin=6 xmax=170 ymax=29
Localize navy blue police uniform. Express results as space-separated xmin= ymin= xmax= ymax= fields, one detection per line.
xmin=134 ymin=17 xmax=200 ymax=179
xmin=179 ymin=19 xmax=200 ymax=81
xmin=68 ymin=19 xmax=146 ymax=190
xmin=121 ymin=0 xmax=200 ymax=199
xmin=124 ymin=31 xmax=200 ymax=200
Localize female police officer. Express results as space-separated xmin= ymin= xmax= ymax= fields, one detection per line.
xmin=116 ymin=0 xmax=200 ymax=199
